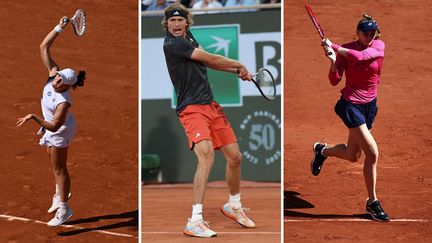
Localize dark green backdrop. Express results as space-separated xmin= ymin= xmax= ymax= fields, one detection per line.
xmin=142 ymin=9 xmax=281 ymax=182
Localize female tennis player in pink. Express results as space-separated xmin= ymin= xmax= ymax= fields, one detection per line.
xmin=311 ymin=14 xmax=390 ymax=222
xmin=16 ymin=16 xmax=86 ymax=227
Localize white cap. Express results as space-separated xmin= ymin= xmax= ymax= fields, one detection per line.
xmin=57 ymin=68 xmax=77 ymax=86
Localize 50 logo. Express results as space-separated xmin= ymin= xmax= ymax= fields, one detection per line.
xmin=249 ymin=124 xmax=276 ymax=151
xmin=239 ymin=110 xmax=281 ymax=165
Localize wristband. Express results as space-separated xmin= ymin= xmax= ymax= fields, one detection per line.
xmin=54 ymin=25 xmax=63 ymax=33
xmin=331 ymin=43 xmax=341 ymax=52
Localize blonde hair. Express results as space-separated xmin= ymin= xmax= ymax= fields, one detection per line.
xmin=161 ymin=3 xmax=194 ymax=31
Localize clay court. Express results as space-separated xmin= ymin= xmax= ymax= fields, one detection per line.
xmin=142 ymin=181 xmax=281 ymax=242
xmin=284 ymin=0 xmax=432 ymax=242
xmin=0 ymin=1 xmax=138 ymax=242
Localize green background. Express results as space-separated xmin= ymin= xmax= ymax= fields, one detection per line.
xmin=191 ymin=25 xmax=240 ymax=105
xmin=142 ymin=9 xmax=281 ymax=182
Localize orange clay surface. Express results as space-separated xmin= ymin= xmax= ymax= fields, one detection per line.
xmin=142 ymin=181 xmax=281 ymax=242
xmin=0 ymin=1 xmax=138 ymax=242
xmin=284 ymin=0 xmax=432 ymax=242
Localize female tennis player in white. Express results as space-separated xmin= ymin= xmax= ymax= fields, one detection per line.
xmin=16 ymin=16 xmax=86 ymax=227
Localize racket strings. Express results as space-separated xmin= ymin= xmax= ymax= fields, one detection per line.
xmin=72 ymin=11 xmax=86 ymax=36
xmin=256 ymin=70 xmax=275 ymax=98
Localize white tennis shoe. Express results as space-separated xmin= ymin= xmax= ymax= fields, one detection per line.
xmin=47 ymin=206 xmax=73 ymax=227
xmin=183 ymin=218 xmax=217 ymax=237
xmin=221 ymin=203 xmax=256 ymax=228
xmin=47 ymin=193 xmax=72 ymax=213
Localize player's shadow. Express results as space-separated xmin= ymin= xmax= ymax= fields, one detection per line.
xmin=57 ymin=210 xmax=138 ymax=236
xmin=284 ymin=191 xmax=315 ymax=210
xmin=284 ymin=191 xmax=368 ymax=219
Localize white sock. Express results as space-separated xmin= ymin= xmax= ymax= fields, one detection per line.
xmin=55 ymin=184 xmax=60 ymax=195
xmin=59 ymin=202 xmax=68 ymax=210
xmin=191 ymin=204 xmax=203 ymax=222
xmin=229 ymin=193 xmax=241 ymax=209
xmin=320 ymin=144 xmax=327 ymax=157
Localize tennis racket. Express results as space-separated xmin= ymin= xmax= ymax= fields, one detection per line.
xmin=251 ymin=68 xmax=276 ymax=101
xmin=230 ymin=68 xmax=276 ymax=100
xmin=63 ymin=9 xmax=86 ymax=36
xmin=305 ymin=4 xmax=333 ymax=56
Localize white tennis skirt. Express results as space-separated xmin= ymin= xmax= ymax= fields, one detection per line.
xmin=39 ymin=116 xmax=77 ymax=148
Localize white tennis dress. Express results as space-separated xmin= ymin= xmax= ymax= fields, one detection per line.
xmin=39 ymin=77 xmax=77 ymax=148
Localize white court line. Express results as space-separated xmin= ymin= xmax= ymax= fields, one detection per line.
xmin=142 ymin=231 xmax=280 ymax=235
xmin=285 ymin=219 xmax=430 ymax=222
xmin=0 ymin=214 xmax=137 ymax=238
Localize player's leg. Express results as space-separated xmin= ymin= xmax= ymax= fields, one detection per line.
xmin=207 ymin=101 xmax=241 ymax=196
xmin=220 ymin=143 xmax=255 ymax=228
xmin=46 ymin=146 xmax=60 ymax=213
xmin=192 ymin=139 xmax=215 ymax=205
xmin=46 ymin=147 xmax=58 ymax=194
xmin=47 ymin=146 xmax=73 ymax=227
xmin=348 ymin=125 xmax=378 ymax=200
xmin=204 ymin=102 xmax=255 ymax=227
xmin=323 ymin=129 xmax=362 ymax=162
xmin=178 ymin=105 xmax=214 ymax=205
xmin=178 ymin=105 xmax=218 ymax=237
xmin=50 ymin=146 xmax=70 ymax=202
xmin=183 ymin=139 xmax=218 ymax=237
xmin=311 ymin=129 xmax=362 ymax=176
xmin=349 ymin=124 xmax=389 ymax=221
xmin=220 ymin=143 xmax=242 ymax=196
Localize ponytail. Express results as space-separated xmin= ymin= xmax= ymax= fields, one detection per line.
xmin=73 ymin=70 xmax=86 ymax=89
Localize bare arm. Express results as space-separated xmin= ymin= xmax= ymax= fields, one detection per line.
xmin=190 ymin=47 xmax=252 ymax=81
xmin=204 ymin=62 xmax=239 ymax=74
xmin=16 ymin=103 xmax=70 ymax=132
xmin=40 ymin=17 xmax=69 ymax=76
xmin=194 ymin=45 xmax=239 ymax=74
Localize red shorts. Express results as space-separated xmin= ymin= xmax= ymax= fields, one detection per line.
xmin=178 ymin=101 xmax=237 ymax=150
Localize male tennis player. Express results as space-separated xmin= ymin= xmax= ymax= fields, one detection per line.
xmin=162 ymin=3 xmax=255 ymax=238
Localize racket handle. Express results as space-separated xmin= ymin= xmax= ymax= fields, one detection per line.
xmin=324 ymin=45 xmax=334 ymax=56
xmin=62 ymin=17 xmax=69 ymax=23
